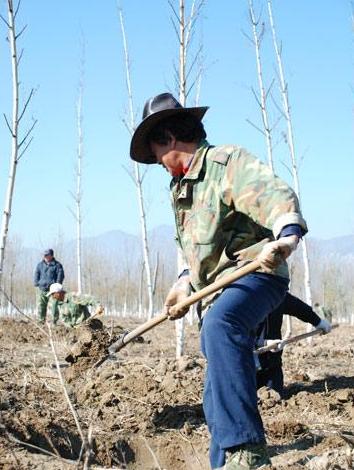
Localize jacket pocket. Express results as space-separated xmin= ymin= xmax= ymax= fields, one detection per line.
xmin=184 ymin=207 xmax=219 ymax=245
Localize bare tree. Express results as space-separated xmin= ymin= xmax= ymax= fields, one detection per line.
xmin=267 ymin=0 xmax=313 ymax=316
xmin=118 ymin=3 xmax=155 ymax=320
xmin=246 ymin=0 xmax=294 ymax=336
xmin=169 ymin=0 xmax=205 ymax=358
xmin=69 ymin=40 xmax=85 ymax=293
xmin=0 ymin=0 xmax=37 ymax=283
xmin=170 ymin=0 xmax=205 ymax=104
xmin=246 ymin=0 xmax=274 ymax=172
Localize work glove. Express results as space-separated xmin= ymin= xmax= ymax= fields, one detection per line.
xmin=259 ymin=235 xmax=299 ymax=272
xmin=316 ymin=318 xmax=332 ymax=334
xmin=264 ymin=339 xmax=285 ymax=352
xmin=164 ymin=275 xmax=191 ymax=320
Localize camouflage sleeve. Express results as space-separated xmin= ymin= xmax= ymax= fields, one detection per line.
xmin=72 ymin=294 xmax=100 ymax=307
xmin=223 ymin=147 xmax=307 ymax=238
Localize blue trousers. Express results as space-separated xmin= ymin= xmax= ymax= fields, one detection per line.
xmin=200 ymin=273 xmax=288 ymax=469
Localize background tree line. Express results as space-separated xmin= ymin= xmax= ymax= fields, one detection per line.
xmin=1 ymin=230 xmax=353 ymax=325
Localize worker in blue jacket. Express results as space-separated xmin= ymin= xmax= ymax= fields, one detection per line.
xmin=34 ymin=248 xmax=64 ymax=324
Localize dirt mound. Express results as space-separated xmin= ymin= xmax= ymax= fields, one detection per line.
xmin=64 ymin=319 xmax=108 ymax=361
xmin=0 ymin=318 xmax=353 ymax=469
xmin=68 ymin=351 xmax=206 ymax=467
xmin=0 ymin=318 xmax=48 ymax=345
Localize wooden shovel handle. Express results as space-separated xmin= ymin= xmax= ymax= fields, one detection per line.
xmin=109 ymin=259 xmax=261 ymax=353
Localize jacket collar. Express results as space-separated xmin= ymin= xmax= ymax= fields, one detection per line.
xmin=172 ymin=140 xmax=211 ymax=184
xmin=183 ymin=139 xmax=211 ymax=180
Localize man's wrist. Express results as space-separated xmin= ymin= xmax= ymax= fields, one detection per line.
xmin=279 ymin=224 xmax=303 ymax=239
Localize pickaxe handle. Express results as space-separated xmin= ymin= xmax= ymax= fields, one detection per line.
xmin=108 ymin=259 xmax=261 ymax=354
xmin=255 ymin=323 xmax=338 ymax=354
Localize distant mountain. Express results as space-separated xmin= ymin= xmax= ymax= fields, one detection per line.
xmin=24 ymin=226 xmax=354 ymax=261
xmin=22 ymin=227 xmax=354 ymax=280
xmin=309 ymin=235 xmax=354 ymax=258
xmin=304 ymin=235 xmax=354 ymax=262
xmin=83 ymin=224 xmax=176 ymax=261
xmin=74 ymin=229 xmax=354 ymax=275
xmin=31 ymin=227 xmax=354 ymax=267
xmin=57 ymin=225 xmax=177 ymax=279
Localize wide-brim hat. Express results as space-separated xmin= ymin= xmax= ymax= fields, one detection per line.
xmin=130 ymin=92 xmax=209 ymax=164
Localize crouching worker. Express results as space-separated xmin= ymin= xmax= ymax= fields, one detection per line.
xmin=47 ymin=283 xmax=104 ymax=327
xmin=255 ymin=292 xmax=332 ymax=397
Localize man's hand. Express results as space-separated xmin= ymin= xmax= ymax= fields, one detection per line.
xmin=316 ymin=318 xmax=332 ymax=334
xmin=259 ymin=235 xmax=299 ymax=272
xmin=165 ymin=275 xmax=191 ymax=320
xmin=94 ymin=305 xmax=104 ymax=316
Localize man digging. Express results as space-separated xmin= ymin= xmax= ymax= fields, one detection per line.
xmin=129 ymin=93 xmax=307 ymax=470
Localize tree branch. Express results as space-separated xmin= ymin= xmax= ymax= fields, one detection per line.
xmin=15 ymin=23 xmax=27 ymax=40
xmin=3 ymin=113 xmax=14 ymax=136
xmin=168 ymin=0 xmax=181 ymax=25
xmin=17 ymin=135 xmax=33 ymax=160
xmin=18 ymin=118 xmax=37 ymax=148
xmin=18 ymin=88 xmax=35 ymax=123
xmin=0 ymin=14 xmax=10 ymax=28
xmin=48 ymin=324 xmax=92 ymax=466
xmin=246 ymin=118 xmax=266 ymax=136
xmin=241 ymin=29 xmax=255 ymax=45
xmin=169 ymin=15 xmax=180 ymax=40
xmin=14 ymin=0 xmax=22 ymax=19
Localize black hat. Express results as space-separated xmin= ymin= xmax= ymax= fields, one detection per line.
xmin=130 ymin=92 xmax=209 ymax=164
xmin=43 ymin=249 xmax=54 ymax=256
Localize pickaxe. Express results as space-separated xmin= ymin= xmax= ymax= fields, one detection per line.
xmin=93 ymin=259 xmax=261 ymax=368
xmin=255 ymin=323 xmax=338 ymax=355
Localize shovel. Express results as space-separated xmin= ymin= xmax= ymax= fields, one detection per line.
xmin=107 ymin=259 xmax=261 ymax=357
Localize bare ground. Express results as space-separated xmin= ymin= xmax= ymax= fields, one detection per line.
xmin=0 ymin=315 xmax=353 ymax=469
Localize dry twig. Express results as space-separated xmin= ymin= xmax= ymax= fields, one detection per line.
xmin=48 ymin=324 xmax=93 ymax=467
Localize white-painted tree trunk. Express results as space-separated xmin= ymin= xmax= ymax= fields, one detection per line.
xmin=174 ymin=0 xmax=188 ymax=359
xmin=267 ymin=0 xmax=313 ymax=317
xmin=0 ymin=2 xmax=19 ymax=282
xmin=173 ymin=0 xmax=204 ymax=359
xmin=0 ymin=1 xmax=36 ymax=283
xmin=118 ymin=6 xmax=154 ymax=320
xmin=248 ymin=0 xmax=274 ymax=173
xmin=248 ymin=0 xmax=292 ymax=335
xmin=76 ymin=76 xmax=83 ymax=294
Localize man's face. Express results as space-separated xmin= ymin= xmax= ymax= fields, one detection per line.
xmin=44 ymin=255 xmax=53 ymax=262
xmin=150 ymin=140 xmax=183 ymax=177
xmin=52 ymin=291 xmax=64 ymax=301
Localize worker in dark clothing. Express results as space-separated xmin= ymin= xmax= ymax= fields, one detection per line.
xmin=34 ymin=248 xmax=65 ymax=324
xmin=255 ymin=293 xmax=331 ymax=397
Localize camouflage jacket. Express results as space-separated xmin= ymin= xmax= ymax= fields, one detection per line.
xmin=58 ymin=293 xmax=100 ymax=326
xmin=171 ymin=141 xmax=307 ymax=292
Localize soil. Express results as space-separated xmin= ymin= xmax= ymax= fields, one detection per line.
xmin=0 ymin=315 xmax=353 ymax=469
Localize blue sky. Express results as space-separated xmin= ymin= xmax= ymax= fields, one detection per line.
xmin=0 ymin=0 xmax=352 ymax=250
